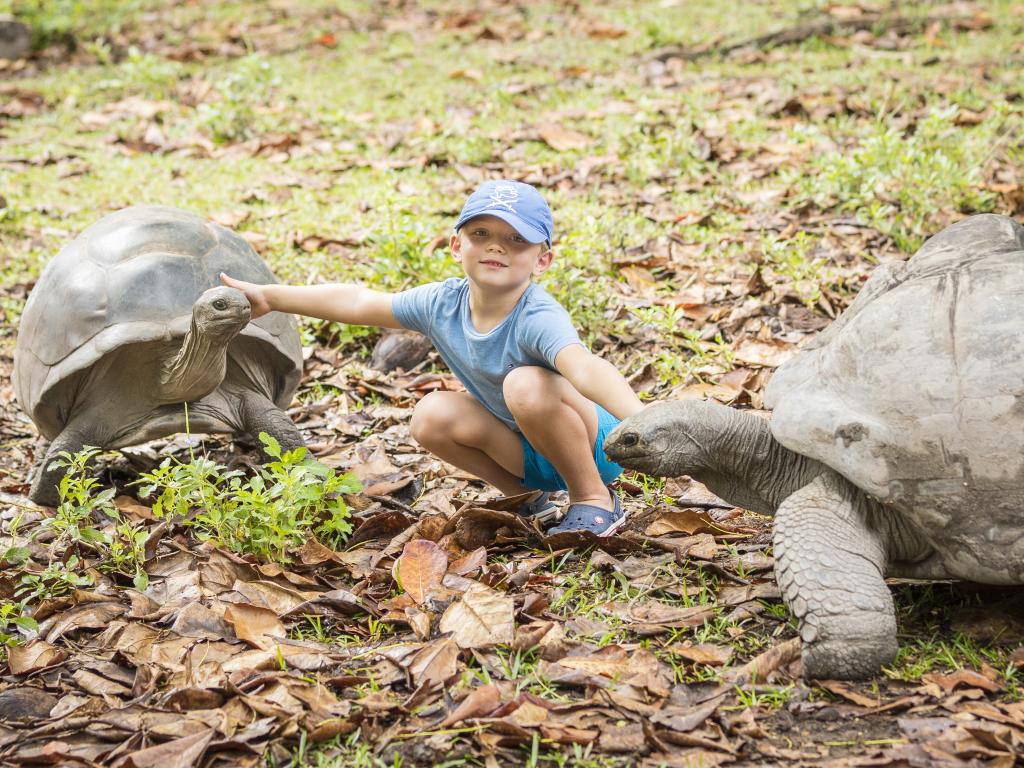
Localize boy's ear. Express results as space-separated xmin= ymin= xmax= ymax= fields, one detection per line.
xmin=449 ymin=233 xmax=462 ymax=262
xmin=532 ymin=247 xmax=554 ymax=276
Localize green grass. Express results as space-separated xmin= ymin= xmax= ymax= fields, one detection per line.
xmin=3 ymin=0 xmax=1019 ymax=399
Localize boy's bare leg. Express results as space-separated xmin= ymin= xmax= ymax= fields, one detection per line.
xmin=409 ymin=391 xmax=527 ymax=496
xmin=503 ymin=366 xmax=614 ymax=511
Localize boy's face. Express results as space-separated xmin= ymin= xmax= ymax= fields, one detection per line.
xmin=451 ymin=215 xmax=553 ymax=291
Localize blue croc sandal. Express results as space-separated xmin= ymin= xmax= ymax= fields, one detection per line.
xmin=547 ymin=491 xmax=625 ymax=537
xmin=517 ymin=491 xmax=561 ymax=524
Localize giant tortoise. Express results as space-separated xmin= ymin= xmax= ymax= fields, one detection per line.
xmin=14 ymin=205 xmax=304 ymax=506
xmin=606 ymin=213 xmax=1024 ymax=679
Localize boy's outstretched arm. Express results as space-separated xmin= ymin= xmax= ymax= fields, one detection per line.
xmin=554 ymin=344 xmax=645 ymax=421
xmin=220 ymin=273 xmax=404 ymax=329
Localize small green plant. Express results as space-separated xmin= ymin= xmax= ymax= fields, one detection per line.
xmin=40 ymin=448 xmax=149 ymax=589
xmin=0 ymin=599 xmax=38 ymax=656
xmin=631 ymin=306 xmax=734 ymax=388
xmin=137 ymin=433 xmax=361 ymax=562
xmin=730 ymin=682 xmax=795 ymax=710
xmin=196 ymin=53 xmax=281 ymax=144
xmin=761 ymin=231 xmax=832 ymax=306
xmin=17 ymin=555 xmax=95 ymax=602
xmin=90 ymin=44 xmax=182 ymax=99
xmin=2 ymin=511 xmax=30 ymax=565
xmin=789 ymin=106 xmax=999 ymax=252
xmin=43 ymin=448 xmax=116 ymax=548
xmin=364 ymin=215 xmax=457 ymax=290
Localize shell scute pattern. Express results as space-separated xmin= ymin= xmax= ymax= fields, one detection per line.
xmin=14 ymin=206 xmax=302 ymax=440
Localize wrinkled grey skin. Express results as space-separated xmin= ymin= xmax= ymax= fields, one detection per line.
xmin=607 ymin=214 xmax=1024 ymax=680
xmin=14 ymin=206 xmax=304 ymax=507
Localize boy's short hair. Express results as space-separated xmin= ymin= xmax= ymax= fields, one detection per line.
xmin=455 ymin=180 xmax=553 ymax=246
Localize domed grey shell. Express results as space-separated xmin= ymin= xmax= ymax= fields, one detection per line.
xmin=765 ymin=214 xmax=1024 ymax=510
xmin=14 ymin=205 xmax=302 ymax=439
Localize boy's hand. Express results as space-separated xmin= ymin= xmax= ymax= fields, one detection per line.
xmin=220 ymin=272 xmax=273 ymax=318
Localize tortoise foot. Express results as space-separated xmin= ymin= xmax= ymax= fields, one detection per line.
xmin=801 ymin=635 xmax=898 ymax=680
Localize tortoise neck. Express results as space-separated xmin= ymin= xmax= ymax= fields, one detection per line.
xmin=692 ymin=408 xmax=823 ymax=514
xmin=158 ymin=318 xmax=233 ymax=403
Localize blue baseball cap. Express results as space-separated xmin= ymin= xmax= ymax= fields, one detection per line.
xmin=454 ymin=180 xmax=553 ymax=245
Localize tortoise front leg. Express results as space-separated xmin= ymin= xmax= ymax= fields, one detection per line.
xmin=29 ymin=422 xmax=97 ymax=507
xmin=235 ymin=390 xmax=305 ymax=457
xmin=773 ymin=471 xmax=898 ymax=680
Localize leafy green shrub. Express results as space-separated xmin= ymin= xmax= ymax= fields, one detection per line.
xmin=137 ymin=433 xmax=361 ymax=562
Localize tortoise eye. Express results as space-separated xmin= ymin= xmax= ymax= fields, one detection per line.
xmin=212 ymin=299 xmax=228 ymax=311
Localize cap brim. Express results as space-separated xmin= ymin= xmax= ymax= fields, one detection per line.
xmin=456 ymin=210 xmax=549 ymax=245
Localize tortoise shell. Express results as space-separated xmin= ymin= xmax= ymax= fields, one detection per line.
xmin=765 ymin=214 xmax=1024 ymax=521
xmin=14 ymin=205 xmax=302 ymax=440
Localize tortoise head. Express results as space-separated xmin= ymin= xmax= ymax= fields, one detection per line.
xmin=192 ymin=286 xmax=251 ymax=341
xmin=606 ymin=398 xmax=746 ymax=478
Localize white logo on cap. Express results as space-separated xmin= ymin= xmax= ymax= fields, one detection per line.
xmin=487 ymin=184 xmax=519 ymax=213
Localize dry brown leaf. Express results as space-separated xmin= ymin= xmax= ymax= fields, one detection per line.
xmin=664 ymin=642 xmax=734 ymax=667
xmin=505 ymin=700 xmax=550 ymax=727
xmin=723 ymin=638 xmax=801 ymax=686
xmin=45 ymin=602 xmax=126 ymax=643
xmin=441 ymin=683 xmax=502 ymax=726
xmin=557 ymin=646 xmax=633 ymax=679
xmin=439 ymin=584 xmax=514 ymax=649
xmin=407 ymin=637 xmax=460 ymax=687
xmin=818 ymin=680 xmax=880 ymax=707
xmin=73 ymin=668 xmax=133 ymax=696
xmin=394 ymin=539 xmax=448 ymax=605
xmin=209 ymin=209 xmax=251 ymax=228
xmin=602 ymin=601 xmax=716 ymax=630
xmin=113 ymin=728 xmax=214 ymax=768
xmin=296 ymin=536 xmax=341 ymax=565
xmin=231 ymin=579 xmax=318 ymax=614
xmin=449 ymin=546 xmax=487 ymax=576
xmin=224 ymin=603 xmax=286 ymax=650
xmin=646 ymin=509 xmax=723 ymax=536
xmin=7 ymin=639 xmax=68 ymax=675
xmin=537 ymin=123 xmax=593 ymax=151
xmin=649 ymin=700 xmax=720 ymax=733
xmin=114 ymin=495 xmax=156 ymax=520
xmin=922 ymin=669 xmax=1003 ymax=694
xmin=732 ymin=338 xmax=795 ymax=368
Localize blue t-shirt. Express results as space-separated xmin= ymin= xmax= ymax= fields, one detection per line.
xmin=392 ymin=278 xmax=583 ymax=431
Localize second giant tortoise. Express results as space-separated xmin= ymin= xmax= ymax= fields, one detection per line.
xmin=14 ymin=205 xmax=304 ymax=506
xmin=606 ymin=214 xmax=1024 ymax=679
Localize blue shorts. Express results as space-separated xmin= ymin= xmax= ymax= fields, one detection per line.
xmin=519 ymin=404 xmax=624 ymax=492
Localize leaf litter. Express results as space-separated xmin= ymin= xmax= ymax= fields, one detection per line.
xmin=1 ymin=0 xmax=1023 ymax=765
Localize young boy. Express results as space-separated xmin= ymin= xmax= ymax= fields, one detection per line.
xmin=221 ymin=180 xmax=644 ymax=535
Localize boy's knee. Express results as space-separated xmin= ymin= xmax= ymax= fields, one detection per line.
xmin=409 ymin=392 xmax=458 ymax=444
xmin=503 ymin=366 xmax=554 ymax=415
